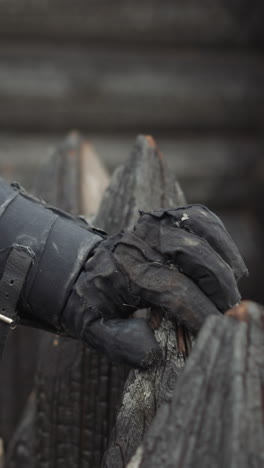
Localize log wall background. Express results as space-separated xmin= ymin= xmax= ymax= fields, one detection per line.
xmin=0 ymin=0 xmax=263 ymax=456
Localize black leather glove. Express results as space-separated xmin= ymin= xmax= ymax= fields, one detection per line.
xmin=0 ymin=179 xmax=247 ymax=368
xmin=62 ymin=205 xmax=248 ymax=367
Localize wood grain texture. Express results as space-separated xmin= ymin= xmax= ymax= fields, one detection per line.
xmin=0 ymin=44 xmax=263 ymax=132
xmin=33 ymin=131 xmax=110 ymax=217
xmin=128 ymin=301 xmax=264 ymax=468
xmin=94 ymin=134 xmax=186 ymax=234
xmin=0 ymin=326 xmax=40 ymax=443
xmin=102 ymin=319 xmax=192 ymax=468
xmin=4 ymin=392 xmax=36 ymax=468
xmin=0 ymin=0 xmax=263 ymax=46
xmin=79 ymin=142 xmax=109 ymax=217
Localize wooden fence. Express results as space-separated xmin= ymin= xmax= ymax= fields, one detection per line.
xmin=0 ymin=0 xmax=263 ymax=458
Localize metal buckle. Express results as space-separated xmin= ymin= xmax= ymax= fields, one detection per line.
xmin=0 ymin=314 xmax=17 ymax=329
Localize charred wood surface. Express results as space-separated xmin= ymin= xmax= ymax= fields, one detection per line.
xmin=4 ymin=393 xmax=36 ymax=468
xmin=33 ymin=131 xmax=109 ymax=217
xmin=95 ymin=134 xmax=186 ymax=233
xmin=102 ymin=319 xmax=192 ymax=468
xmin=0 ymin=326 xmax=40 ymax=448
xmin=127 ymin=301 xmax=264 ymax=468
xmin=99 ymin=135 xmax=194 ymax=467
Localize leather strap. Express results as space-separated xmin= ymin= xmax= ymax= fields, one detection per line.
xmin=0 ymin=245 xmax=34 ymax=360
xmin=0 ymin=179 xmax=103 ymax=328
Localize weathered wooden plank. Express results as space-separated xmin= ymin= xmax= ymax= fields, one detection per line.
xmin=4 ymin=392 xmax=36 ymax=468
xmin=102 ymin=319 xmax=192 ymax=468
xmin=128 ymin=301 xmax=264 ymax=468
xmin=79 ymin=141 xmax=109 ymax=217
xmin=95 ymin=135 xmax=186 ymax=233
xmin=95 ymin=135 xmax=190 ymax=468
xmin=0 ymin=44 xmax=263 ymax=131
xmin=0 ymin=326 xmax=40 ymax=444
xmin=0 ymin=0 xmax=263 ymax=46
xmin=33 ymin=131 xmax=108 ymax=217
xmin=100 ymin=137 xmax=261 ymax=467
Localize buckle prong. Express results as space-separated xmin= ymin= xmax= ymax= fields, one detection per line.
xmin=0 ymin=314 xmax=14 ymax=326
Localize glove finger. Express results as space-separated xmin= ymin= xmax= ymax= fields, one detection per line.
xmin=114 ymin=241 xmax=222 ymax=332
xmin=82 ymin=316 xmax=162 ymax=368
xmin=160 ymin=225 xmax=241 ymax=311
xmin=172 ymin=205 xmax=247 ymax=280
xmin=117 ymin=230 xmax=240 ymax=313
xmin=142 ymin=205 xmax=248 ymax=280
xmin=133 ymin=264 xmax=222 ymax=333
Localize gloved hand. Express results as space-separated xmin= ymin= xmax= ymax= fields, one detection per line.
xmin=62 ymin=204 xmax=248 ymax=368
xmin=0 ymin=178 xmax=248 ymax=368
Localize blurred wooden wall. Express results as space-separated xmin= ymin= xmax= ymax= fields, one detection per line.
xmin=0 ymin=0 xmax=263 ymax=448
xmin=0 ymin=1 xmax=263 ymax=202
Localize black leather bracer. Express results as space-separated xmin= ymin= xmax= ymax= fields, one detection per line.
xmin=0 ymin=178 xmax=104 ymax=332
